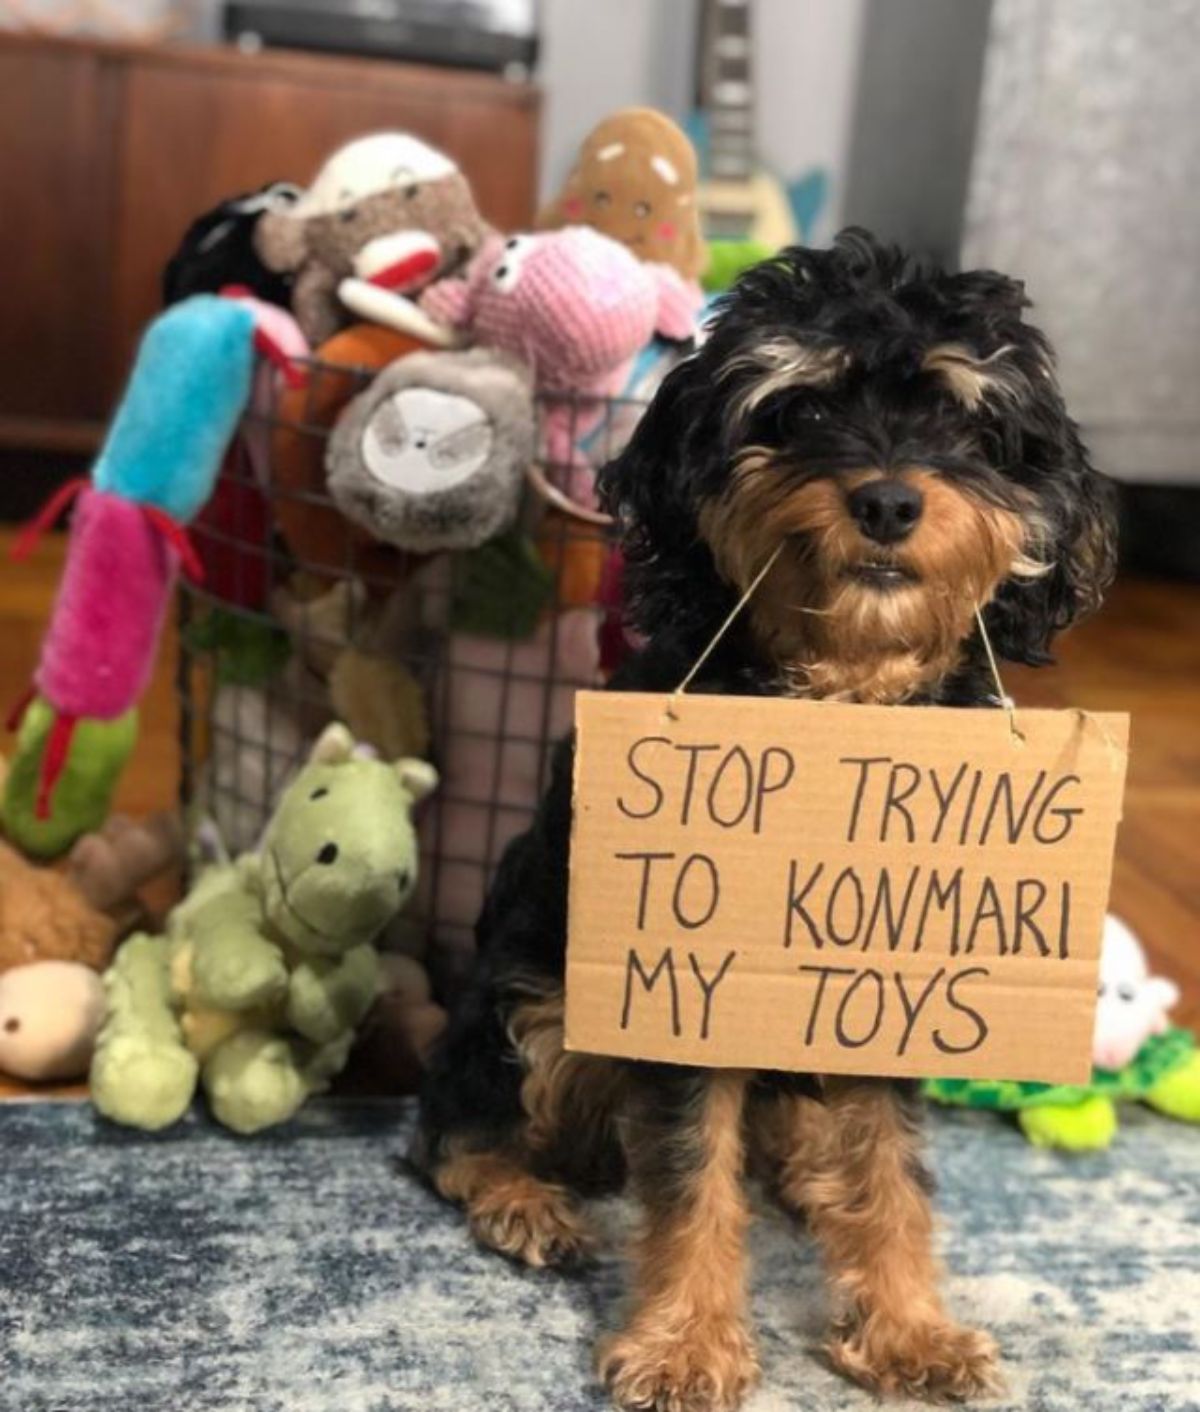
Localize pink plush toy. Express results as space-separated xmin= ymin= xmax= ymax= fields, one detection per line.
xmin=417 ymin=606 xmax=602 ymax=990
xmin=418 ymin=227 xmax=698 ymax=473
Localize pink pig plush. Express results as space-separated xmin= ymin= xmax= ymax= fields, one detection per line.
xmin=419 ymin=227 xmax=699 ymax=472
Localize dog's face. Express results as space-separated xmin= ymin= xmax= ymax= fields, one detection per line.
xmin=601 ymin=231 xmax=1116 ymax=702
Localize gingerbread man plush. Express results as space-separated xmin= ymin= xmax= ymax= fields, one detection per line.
xmin=537 ymin=107 xmax=707 ymax=282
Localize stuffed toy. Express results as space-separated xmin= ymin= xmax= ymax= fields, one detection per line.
xmin=358 ymin=227 xmax=699 ymax=475
xmin=327 ymin=347 xmax=535 ymax=553
xmin=340 ymin=951 xmax=448 ymax=1096
xmin=0 ymin=813 xmax=182 ymax=1081
xmin=418 ymin=607 xmax=600 ymax=995
xmin=254 ymin=132 xmax=489 ymax=346
xmin=0 ymin=963 xmax=106 ymax=1084
xmin=196 ymin=584 xmax=379 ymax=851
xmin=162 ymin=182 xmax=302 ymax=308
xmin=191 ymin=445 xmax=275 ymax=610
xmin=269 ymin=321 xmax=427 ymax=588
xmin=442 ymin=529 xmax=552 ymax=640
xmin=537 ymin=107 xmax=707 ymax=283
xmin=532 ymin=336 xmax=693 ymax=615
xmin=702 ymin=238 xmax=775 ymax=293
xmin=91 ymin=725 xmax=437 ymax=1134
xmin=270 ymin=577 xmax=431 ymax=764
xmin=200 ymin=683 xmax=309 ymax=857
xmin=329 ymin=652 xmax=429 ymax=764
xmin=925 ymin=916 xmax=1200 ymax=1150
xmin=4 ymin=293 xmax=303 ymax=857
xmin=192 ymin=298 xmax=311 ymax=612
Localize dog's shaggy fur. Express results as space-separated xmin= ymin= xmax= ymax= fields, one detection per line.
xmin=414 ymin=231 xmax=1117 ymax=1410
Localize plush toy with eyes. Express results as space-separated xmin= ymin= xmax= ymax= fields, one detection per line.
xmin=91 ymin=724 xmax=437 ymax=1134
xmin=537 ymin=107 xmax=707 ymax=283
xmin=255 ymin=132 xmax=489 ymax=346
xmin=414 ymin=226 xmax=700 ymax=472
xmin=326 ymin=347 xmax=535 ymax=553
xmin=925 ymin=915 xmax=1200 ymax=1149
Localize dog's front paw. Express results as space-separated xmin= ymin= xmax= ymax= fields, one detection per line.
xmin=598 ymin=1318 xmax=759 ymax=1412
xmin=829 ymin=1316 xmax=1000 ymax=1402
xmin=468 ymin=1180 xmax=595 ymax=1269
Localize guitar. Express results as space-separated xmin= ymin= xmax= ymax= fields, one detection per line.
xmin=688 ymin=0 xmax=827 ymax=249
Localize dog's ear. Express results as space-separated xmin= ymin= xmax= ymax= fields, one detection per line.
xmin=942 ymin=267 xmax=1029 ymax=321
xmin=985 ymin=429 xmax=1117 ymax=665
xmin=599 ymin=351 xmax=729 ymax=643
xmin=599 ymin=351 xmax=704 ymax=535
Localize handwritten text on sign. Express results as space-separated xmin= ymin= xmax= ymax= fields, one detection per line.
xmin=565 ymin=693 xmax=1128 ymax=1084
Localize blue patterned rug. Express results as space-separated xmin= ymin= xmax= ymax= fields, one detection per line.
xmin=1 ymin=1099 xmax=1196 ymax=1412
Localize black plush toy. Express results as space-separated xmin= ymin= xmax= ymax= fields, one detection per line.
xmin=162 ymin=183 xmax=301 ymax=308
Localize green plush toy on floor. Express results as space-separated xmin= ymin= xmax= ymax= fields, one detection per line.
xmin=90 ymin=724 xmax=436 ymax=1134
xmin=926 ymin=916 xmax=1200 ymax=1150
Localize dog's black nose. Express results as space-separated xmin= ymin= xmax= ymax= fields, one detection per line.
xmin=848 ymin=479 xmax=923 ymax=544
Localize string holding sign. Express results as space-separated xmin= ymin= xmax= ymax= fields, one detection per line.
xmin=665 ymin=539 xmax=1029 ymax=752
xmin=669 ymin=543 xmax=785 ymax=707
xmin=973 ymin=604 xmax=1023 ymax=744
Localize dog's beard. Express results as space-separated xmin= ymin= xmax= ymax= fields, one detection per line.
xmin=700 ymin=460 xmax=1044 ymax=703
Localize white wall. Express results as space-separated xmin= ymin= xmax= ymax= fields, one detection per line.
xmin=537 ymin=0 xmax=865 ymax=239
xmin=537 ymin=0 xmax=697 ymax=197
xmin=755 ymin=0 xmax=865 ymax=239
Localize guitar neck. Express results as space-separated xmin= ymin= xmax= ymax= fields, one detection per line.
xmin=701 ymin=0 xmax=755 ymax=184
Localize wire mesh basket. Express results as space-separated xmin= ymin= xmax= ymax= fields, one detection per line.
xmin=177 ymin=349 xmax=649 ymax=993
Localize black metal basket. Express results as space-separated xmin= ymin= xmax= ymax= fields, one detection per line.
xmin=177 ymin=350 xmax=642 ymax=985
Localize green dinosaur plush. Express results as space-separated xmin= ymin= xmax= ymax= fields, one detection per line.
xmin=90 ymin=724 xmax=436 ymax=1134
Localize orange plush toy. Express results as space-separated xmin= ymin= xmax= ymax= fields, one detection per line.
xmin=537 ymin=107 xmax=707 ymax=282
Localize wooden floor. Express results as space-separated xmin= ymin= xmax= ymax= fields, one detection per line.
xmin=1 ymin=533 xmax=1197 ymax=1106
xmin=1005 ymin=577 xmax=1200 ymax=1030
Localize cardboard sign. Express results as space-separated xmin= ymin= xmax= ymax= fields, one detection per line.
xmin=566 ymin=692 xmax=1128 ymax=1084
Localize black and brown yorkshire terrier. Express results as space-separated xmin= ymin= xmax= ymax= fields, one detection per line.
xmin=414 ymin=230 xmax=1117 ymax=1410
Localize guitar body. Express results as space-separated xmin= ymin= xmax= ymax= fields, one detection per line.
xmin=687 ymin=4 xmax=827 ymax=250
xmin=696 ymin=171 xmax=798 ymax=248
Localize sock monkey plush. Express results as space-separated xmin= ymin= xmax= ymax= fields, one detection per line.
xmin=255 ymin=132 xmax=489 ymax=345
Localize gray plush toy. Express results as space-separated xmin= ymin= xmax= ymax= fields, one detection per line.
xmin=326 ymin=348 xmax=535 ymax=553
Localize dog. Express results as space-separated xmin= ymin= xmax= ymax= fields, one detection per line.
xmin=414 ymin=230 xmax=1117 ymax=1410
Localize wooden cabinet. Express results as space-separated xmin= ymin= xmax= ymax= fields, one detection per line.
xmin=0 ymin=33 xmax=540 ymax=461
xmin=0 ymin=44 xmax=121 ymax=439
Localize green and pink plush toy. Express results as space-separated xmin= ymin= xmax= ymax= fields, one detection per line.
xmin=926 ymin=916 xmax=1200 ymax=1149
xmin=3 ymin=293 xmax=305 ymax=858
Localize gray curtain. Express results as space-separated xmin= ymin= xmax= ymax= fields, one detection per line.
xmin=964 ymin=0 xmax=1200 ymax=486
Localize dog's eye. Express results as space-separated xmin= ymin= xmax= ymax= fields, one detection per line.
xmin=310 ymin=787 xmax=329 ymax=801
xmin=593 ymin=189 xmax=612 ymax=208
xmin=1117 ymin=983 xmax=1137 ymax=1003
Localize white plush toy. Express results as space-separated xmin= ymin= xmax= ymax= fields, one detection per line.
xmin=0 ymin=961 xmax=106 ymax=1082
xmin=1093 ymin=914 xmax=1181 ymax=1070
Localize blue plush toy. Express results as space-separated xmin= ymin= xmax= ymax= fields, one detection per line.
xmin=91 ymin=296 xmax=260 ymax=519
xmin=4 ymin=294 xmax=305 ymax=857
